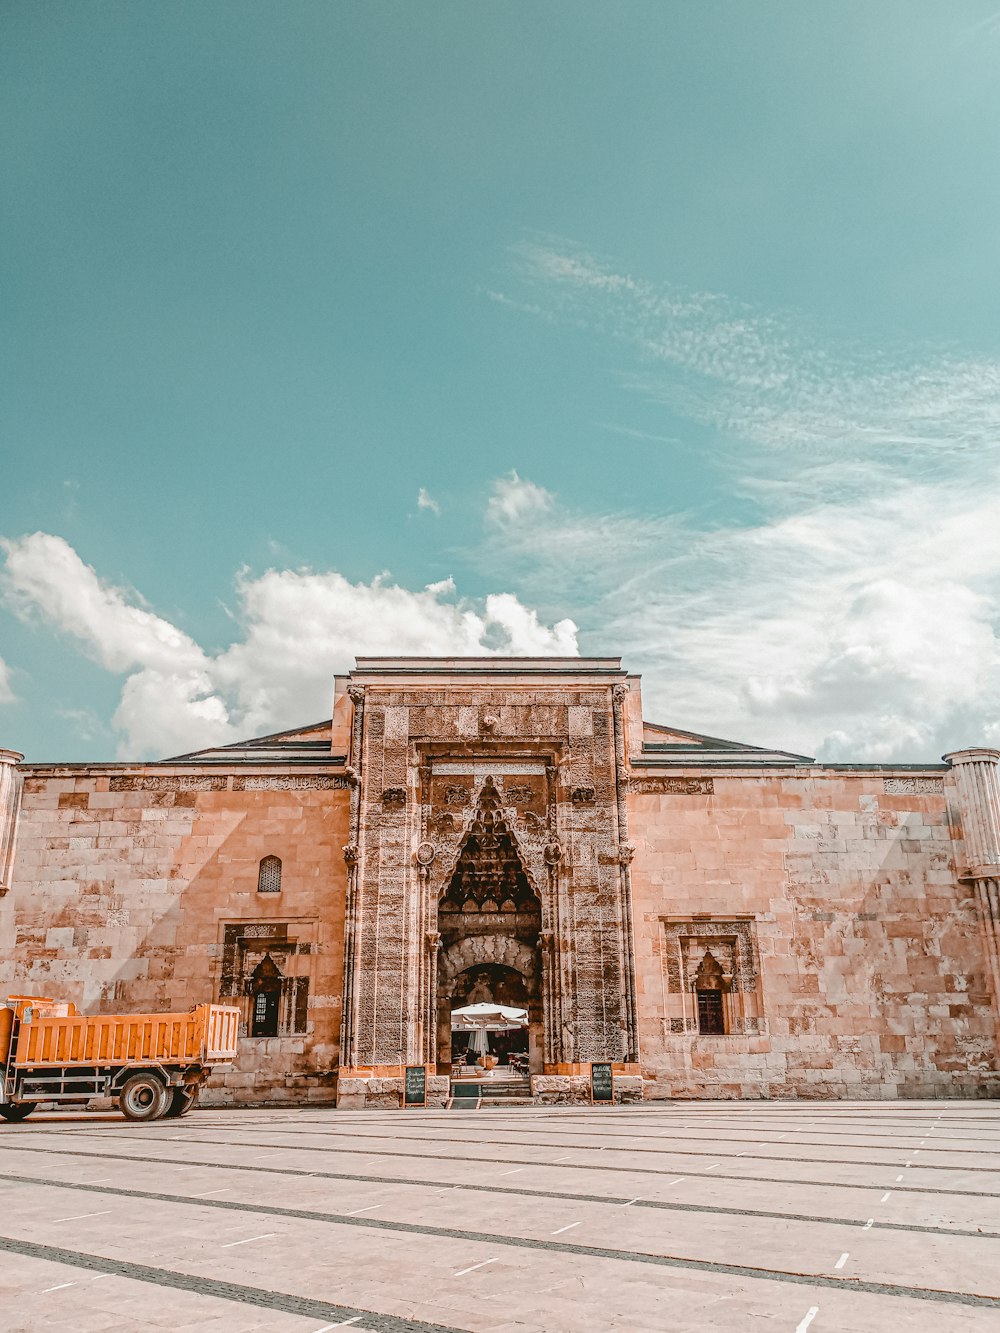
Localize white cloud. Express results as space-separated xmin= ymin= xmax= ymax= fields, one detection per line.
xmin=0 ymin=657 xmax=16 ymax=706
xmin=0 ymin=534 xmax=578 ymax=758
xmin=479 ymin=241 xmax=1000 ymax=761
xmin=509 ymin=238 xmax=1000 ymax=456
xmin=486 ymin=471 xmax=554 ymax=525
xmin=417 ymin=487 xmax=441 ymax=516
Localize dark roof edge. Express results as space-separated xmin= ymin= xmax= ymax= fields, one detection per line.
xmin=162 ymin=719 xmax=333 ymax=761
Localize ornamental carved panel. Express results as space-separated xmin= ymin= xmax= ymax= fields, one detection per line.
xmin=342 ymin=681 xmax=637 ymax=1069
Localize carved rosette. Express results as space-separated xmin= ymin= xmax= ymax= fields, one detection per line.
xmin=415 ymin=841 xmax=436 ymax=867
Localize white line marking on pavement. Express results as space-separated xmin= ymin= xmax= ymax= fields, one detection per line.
xmin=905 ymin=1160 xmax=912 ymax=1166
xmin=880 ymin=1192 xmax=891 ymax=1202
xmin=345 ymin=1204 xmax=382 ymax=1216
xmin=704 ymin=1163 xmax=719 ymax=1170
xmin=623 ymin=1197 xmax=640 ymax=1206
xmin=52 ymin=1211 xmax=110 ymax=1223
xmin=895 ymin=1175 xmax=904 ymax=1182
xmin=862 ymin=1218 xmax=874 ymax=1230
xmin=552 ymin=1222 xmax=582 ymax=1234
xmin=454 ymin=1258 xmax=498 ymax=1277
xmin=41 ymin=1282 xmax=76 ymax=1293
xmin=191 ymin=1189 xmax=230 ymax=1197
xmin=499 ymin=1168 xmax=523 ymax=1176
xmin=834 ymin=1252 xmax=849 ymax=1269
xmin=668 ymin=1178 xmax=686 ymax=1185
xmin=221 ymin=1233 xmax=276 ymax=1248
xmin=796 ymin=1307 xmax=819 ymax=1332
xmin=553 ymin=1155 xmax=572 ymax=1162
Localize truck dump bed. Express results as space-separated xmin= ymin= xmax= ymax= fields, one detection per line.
xmin=12 ymin=1002 xmax=240 ymax=1068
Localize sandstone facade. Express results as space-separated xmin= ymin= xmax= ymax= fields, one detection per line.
xmin=1 ymin=658 xmax=998 ymax=1105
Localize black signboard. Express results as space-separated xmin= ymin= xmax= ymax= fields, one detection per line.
xmin=591 ymin=1062 xmax=614 ymax=1104
xmin=404 ymin=1065 xmax=426 ymax=1107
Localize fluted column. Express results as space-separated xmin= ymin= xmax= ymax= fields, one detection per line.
xmin=0 ymin=750 xmax=23 ymax=897
xmin=945 ymin=748 xmax=1000 ymax=1024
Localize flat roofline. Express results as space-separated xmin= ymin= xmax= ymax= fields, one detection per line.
xmin=352 ymin=656 xmax=625 ymax=679
xmin=18 ymin=758 xmax=348 ymax=773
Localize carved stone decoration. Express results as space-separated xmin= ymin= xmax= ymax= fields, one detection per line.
xmin=343 ymin=670 xmax=638 ymax=1073
xmin=883 ymin=777 xmax=945 ymax=795
xmin=629 ymin=776 xmax=714 ymax=795
xmin=381 ymin=788 xmax=407 ymax=807
xmin=415 ymin=841 xmax=436 ymax=866
xmin=347 ymin=684 xmax=365 ymax=704
xmin=505 ymin=785 xmax=533 ymax=804
xmin=618 ymin=842 xmax=636 ymax=865
xmin=111 ymin=775 xmax=227 ymax=792
xmin=571 ymin=786 xmax=596 ymax=805
xmin=234 ymin=775 xmax=349 ymax=791
xmin=342 ymin=842 xmax=359 ymax=867
xmin=481 ymin=713 xmax=500 ymax=733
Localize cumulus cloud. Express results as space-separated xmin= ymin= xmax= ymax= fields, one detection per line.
xmin=417 ymin=488 xmax=441 ymax=515
xmin=0 ymin=533 xmax=578 ymax=758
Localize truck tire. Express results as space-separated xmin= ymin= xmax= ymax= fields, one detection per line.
xmin=119 ymin=1073 xmax=169 ymax=1122
xmin=164 ymin=1086 xmax=199 ymax=1118
xmin=0 ymin=1102 xmax=37 ymax=1122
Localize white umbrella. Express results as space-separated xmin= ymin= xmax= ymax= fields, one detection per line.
xmin=450 ymin=1003 xmax=527 ymax=1029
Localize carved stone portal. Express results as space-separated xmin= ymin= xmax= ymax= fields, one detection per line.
xmin=339 ymin=669 xmax=639 ymax=1074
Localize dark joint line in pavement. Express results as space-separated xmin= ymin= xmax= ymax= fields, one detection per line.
xmin=5 ymin=1144 xmax=1000 ymax=1207
xmin=0 ymin=1235 xmax=466 ymax=1333
xmin=4 ymin=1172 xmax=1000 ymax=1293
xmin=52 ymin=1125 xmax=1000 ymax=1177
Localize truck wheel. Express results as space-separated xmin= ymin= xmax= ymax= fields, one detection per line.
xmin=0 ymin=1102 xmax=37 ymax=1122
xmin=119 ymin=1073 xmax=169 ymax=1122
xmin=164 ymin=1086 xmax=198 ymax=1118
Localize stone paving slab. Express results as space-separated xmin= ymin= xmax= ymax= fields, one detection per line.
xmin=1 ymin=1101 xmax=999 ymax=1331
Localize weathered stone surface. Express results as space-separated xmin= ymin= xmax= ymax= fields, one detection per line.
xmin=2 ymin=658 xmax=998 ymax=1106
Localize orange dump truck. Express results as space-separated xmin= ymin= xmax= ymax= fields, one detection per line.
xmin=0 ymin=996 xmax=241 ymax=1123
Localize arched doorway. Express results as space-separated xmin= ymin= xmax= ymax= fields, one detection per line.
xmin=435 ymin=777 xmax=542 ymax=1074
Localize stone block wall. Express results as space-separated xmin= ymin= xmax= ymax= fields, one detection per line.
xmin=629 ymin=769 xmax=999 ymax=1099
xmin=0 ymin=768 xmax=350 ymax=1105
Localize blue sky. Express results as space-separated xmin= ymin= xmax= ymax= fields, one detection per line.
xmin=2 ymin=2 xmax=999 ymax=762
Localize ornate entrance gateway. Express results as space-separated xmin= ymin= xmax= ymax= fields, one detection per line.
xmin=337 ymin=657 xmax=642 ymax=1108
xmin=435 ymin=777 xmax=542 ymax=1073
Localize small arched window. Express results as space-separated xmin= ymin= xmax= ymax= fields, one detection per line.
xmin=257 ymin=855 xmax=282 ymax=894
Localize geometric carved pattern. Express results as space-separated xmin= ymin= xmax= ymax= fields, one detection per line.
xmin=257 ymin=855 xmax=282 ymax=894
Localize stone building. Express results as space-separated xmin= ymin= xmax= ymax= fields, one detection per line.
xmin=1 ymin=656 xmax=998 ymax=1106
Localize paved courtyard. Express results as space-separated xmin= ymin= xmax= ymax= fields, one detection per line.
xmin=0 ymin=1100 xmax=999 ymax=1331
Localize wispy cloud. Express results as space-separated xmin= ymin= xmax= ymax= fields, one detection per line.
xmin=417 ymin=487 xmax=441 ymax=516
xmin=479 ymin=241 xmax=1000 ymax=760
xmin=506 ymin=238 xmax=1000 ymax=457
xmin=0 ymin=657 xmax=16 ymax=706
